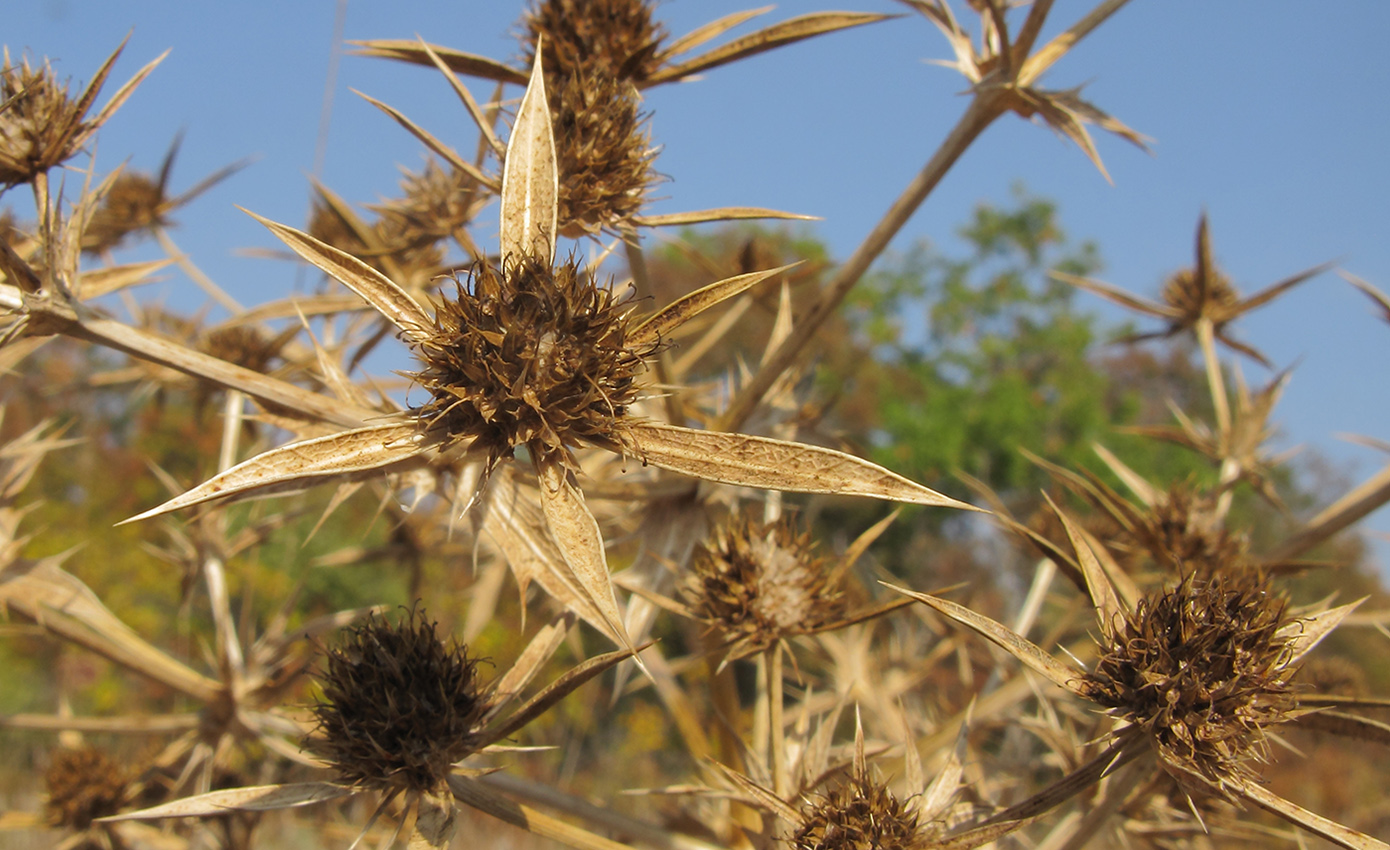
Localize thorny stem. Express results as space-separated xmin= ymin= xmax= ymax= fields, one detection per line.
xmin=218 ymin=389 xmax=244 ymax=473
xmin=1195 ymin=318 xmax=1231 ymax=439
xmin=767 ymin=644 xmax=788 ymax=802
xmin=717 ymin=96 xmax=1004 ymax=433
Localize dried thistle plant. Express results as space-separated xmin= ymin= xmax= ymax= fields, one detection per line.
xmin=0 ymin=40 xmax=164 ymax=196
xmin=1054 ymin=214 xmax=1330 ymax=367
xmin=103 ymin=608 xmax=641 ymax=850
xmin=893 ymin=500 xmax=1386 ymax=849
xmin=126 ymin=49 xmax=975 ymax=651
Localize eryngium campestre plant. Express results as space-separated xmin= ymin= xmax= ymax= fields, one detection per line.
xmin=1082 ymin=572 xmax=1299 ymax=798
xmin=414 ymin=254 xmax=652 ymax=467
xmin=310 ymin=607 xmax=486 ymax=793
xmin=683 ymin=513 xmax=846 ymax=661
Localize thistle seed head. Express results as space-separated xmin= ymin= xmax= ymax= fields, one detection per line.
xmin=0 ymin=55 xmax=93 ymax=187
xmin=412 ymin=255 xmax=650 ymax=464
xmin=791 ymin=772 xmax=924 ymax=850
xmin=1147 ymin=485 xmax=1248 ymax=575
xmin=372 ymin=159 xmax=484 ymax=248
xmin=523 ymin=0 xmax=667 ymax=84
xmin=310 ymin=607 xmax=486 ymax=793
xmin=1083 ymin=573 xmax=1300 ymax=797
xmin=82 ymin=171 xmax=168 ymax=253
xmin=44 ymin=746 xmax=130 ymax=829
xmin=1161 ymin=266 xmax=1239 ymax=329
xmin=551 ymin=69 xmax=655 ymax=236
xmin=683 ymin=513 xmax=846 ymax=660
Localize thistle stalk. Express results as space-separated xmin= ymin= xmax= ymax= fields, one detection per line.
xmin=719 ymin=95 xmax=1004 ymax=431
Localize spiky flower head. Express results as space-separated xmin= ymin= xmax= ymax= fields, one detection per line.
xmin=550 ymin=69 xmax=654 ymax=236
xmin=372 ymin=159 xmax=484 ymax=247
xmin=683 ymin=513 xmax=846 ymax=660
xmin=523 ymin=0 xmax=667 ymax=83
xmin=44 ymin=746 xmax=130 ymax=830
xmin=1144 ymin=485 xmax=1249 ymax=575
xmin=310 ymin=607 xmax=486 ymax=794
xmin=413 ymin=255 xmax=651 ymax=467
xmin=1083 ymin=572 xmax=1300 ymax=798
xmin=791 ymin=771 xmax=925 ymax=850
xmin=0 ymin=54 xmax=96 ymax=187
xmin=307 ymin=195 xmax=444 ymax=286
xmin=1160 ymin=264 xmax=1240 ymax=331
xmin=82 ymin=171 xmax=168 ymax=252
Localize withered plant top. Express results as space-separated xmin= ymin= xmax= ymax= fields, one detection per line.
xmin=413 ymin=254 xmax=651 ymax=465
xmin=1083 ymin=572 xmax=1300 ymax=799
xmin=311 ymin=607 xmax=487 ymax=793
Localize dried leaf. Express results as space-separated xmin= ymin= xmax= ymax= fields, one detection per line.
xmin=410 ymin=793 xmax=458 ymax=850
xmin=646 ymin=13 xmax=892 ymax=85
xmin=500 ymin=47 xmax=558 ymax=266
xmin=447 ymin=775 xmax=641 ymax=850
xmin=630 ymin=264 xmax=795 ymax=348
xmin=101 ymin=782 xmax=352 ymax=821
xmin=0 ymin=556 xmax=222 ymax=703
xmin=1281 ymin=598 xmax=1366 ymax=665
xmin=631 ymin=207 xmax=819 ymax=227
xmin=887 ymin=583 xmax=1087 ymax=696
xmin=354 ymin=90 xmax=498 ymax=191
xmin=349 ymin=40 xmax=529 ymax=86
xmin=1296 ymin=710 xmax=1390 ymax=747
xmin=1044 ymin=494 xmax=1123 ymax=633
xmin=478 ymin=641 xmax=644 ymax=750
xmin=246 ymin=210 xmax=433 ymax=344
xmin=1232 ymin=777 xmax=1389 ymax=850
xmin=534 ymin=453 xmax=630 ymax=650
xmin=484 ymin=613 xmax=574 ymax=721
xmin=123 ymin=422 xmax=428 ymax=523
xmin=629 ymin=422 xmax=980 ymax=510
xmin=659 ymin=7 xmax=774 ymax=61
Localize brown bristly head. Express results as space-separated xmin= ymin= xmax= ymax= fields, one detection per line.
xmin=1083 ymin=571 xmax=1301 ymax=800
xmin=309 ymin=606 xmax=487 ymax=794
xmin=790 ymin=767 xmax=926 ymax=850
xmin=682 ymin=512 xmax=847 ymax=661
xmin=412 ymin=254 xmax=651 ymax=467
xmin=44 ymin=746 xmax=131 ymax=830
xmin=550 ymin=69 xmax=655 ymax=236
xmin=522 ymin=0 xmax=667 ymax=84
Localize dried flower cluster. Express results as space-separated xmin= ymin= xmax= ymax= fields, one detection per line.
xmin=1084 ymin=573 xmax=1300 ymax=797
xmin=683 ymin=513 xmax=846 ymax=660
xmin=43 ymin=746 xmax=131 ymax=830
xmin=790 ymin=771 xmax=924 ymax=850
xmin=413 ymin=255 xmax=651 ymax=465
xmin=310 ymin=607 xmax=486 ymax=793
xmin=2 ymin=3 xmax=1388 ymax=850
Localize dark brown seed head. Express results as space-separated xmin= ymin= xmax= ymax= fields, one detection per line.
xmin=523 ymin=0 xmax=667 ymax=84
xmin=81 ymin=170 xmax=168 ymax=253
xmin=550 ymin=69 xmax=655 ymax=236
xmin=199 ymin=325 xmax=285 ymax=374
xmin=412 ymin=255 xmax=649 ymax=464
xmin=683 ymin=513 xmax=846 ymax=660
xmin=0 ymin=55 xmax=97 ymax=187
xmin=1083 ymin=572 xmax=1300 ymax=798
xmin=44 ymin=746 xmax=130 ymax=829
xmin=1161 ymin=265 xmax=1240 ymax=329
xmin=310 ymin=607 xmax=486 ymax=793
xmin=791 ymin=771 xmax=924 ymax=850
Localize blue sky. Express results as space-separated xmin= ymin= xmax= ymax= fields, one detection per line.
xmin=11 ymin=1 xmax=1390 ymax=569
